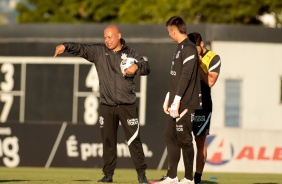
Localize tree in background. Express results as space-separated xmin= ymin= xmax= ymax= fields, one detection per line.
xmin=117 ymin=0 xmax=190 ymax=23
xmin=0 ymin=0 xmax=19 ymax=24
xmin=16 ymin=0 xmax=123 ymax=23
xmin=187 ymin=0 xmax=282 ymax=26
xmin=15 ymin=0 xmax=282 ymax=27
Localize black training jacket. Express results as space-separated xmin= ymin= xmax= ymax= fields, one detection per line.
xmin=168 ymin=37 xmax=202 ymax=110
xmin=63 ymin=39 xmax=150 ymax=106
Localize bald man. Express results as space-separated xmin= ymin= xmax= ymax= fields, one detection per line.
xmin=54 ymin=25 xmax=150 ymax=184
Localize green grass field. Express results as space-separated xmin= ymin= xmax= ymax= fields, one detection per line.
xmin=0 ymin=167 xmax=281 ymax=184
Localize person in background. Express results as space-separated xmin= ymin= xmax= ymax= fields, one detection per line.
xmin=156 ymin=16 xmax=202 ymax=184
xmin=54 ymin=25 xmax=150 ymax=184
xmin=188 ymin=32 xmax=221 ymax=184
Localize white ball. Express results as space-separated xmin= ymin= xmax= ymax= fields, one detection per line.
xmin=120 ymin=57 xmax=138 ymax=74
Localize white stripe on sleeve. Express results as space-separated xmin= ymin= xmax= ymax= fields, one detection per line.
xmin=183 ymin=54 xmax=195 ymax=64
xmin=208 ymin=60 xmax=221 ymax=72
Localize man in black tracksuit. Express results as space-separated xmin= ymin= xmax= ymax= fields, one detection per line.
xmin=54 ymin=25 xmax=150 ymax=184
xmin=160 ymin=16 xmax=202 ymax=184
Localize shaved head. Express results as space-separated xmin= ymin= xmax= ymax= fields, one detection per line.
xmin=104 ymin=25 xmax=122 ymax=52
xmin=104 ymin=25 xmax=120 ymax=35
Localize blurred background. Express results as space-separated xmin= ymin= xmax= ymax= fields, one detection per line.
xmin=0 ymin=0 xmax=281 ymax=26
xmin=0 ymin=0 xmax=282 ymax=174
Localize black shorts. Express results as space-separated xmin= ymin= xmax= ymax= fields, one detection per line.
xmin=192 ymin=108 xmax=212 ymax=136
xmin=165 ymin=108 xmax=195 ymax=145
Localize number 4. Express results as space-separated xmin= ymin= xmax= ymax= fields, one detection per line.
xmin=85 ymin=65 xmax=99 ymax=92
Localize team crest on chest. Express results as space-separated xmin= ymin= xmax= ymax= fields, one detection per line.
xmin=121 ymin=53 xmax=128 ymax=65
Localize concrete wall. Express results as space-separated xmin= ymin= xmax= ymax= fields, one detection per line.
xmin=211 ymin=41 xmax=282 ymax=130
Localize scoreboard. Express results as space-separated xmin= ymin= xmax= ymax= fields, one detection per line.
xmin=0 ymin=57 xmax=147 ymax=125
xmin=0 ymin=57 xmax=158 ymax=169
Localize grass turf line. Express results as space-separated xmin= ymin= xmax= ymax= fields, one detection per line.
xmin=0 ymin=167 xmax=282 ymax=184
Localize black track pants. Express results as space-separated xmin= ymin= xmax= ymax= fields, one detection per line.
xmin=165 ymin=108 xmax=195 ymax=180
xmin=99 ymin=104 xmax=147 ymax=176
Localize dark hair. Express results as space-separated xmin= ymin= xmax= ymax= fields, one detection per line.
xmin=166 ymin=16 xmax=186 ymax=34
xmin=188 ymin=32 xmax=202 ymax=46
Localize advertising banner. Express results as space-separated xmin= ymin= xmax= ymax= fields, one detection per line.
xmin=177 ymin=128 xmax=282 ymax=174
xmin=0 ymin=122 xmax=166 ymax=169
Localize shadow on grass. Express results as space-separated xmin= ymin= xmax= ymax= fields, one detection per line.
xmin=73 ymin=180 xmax=92 ymax=182
xmin=0 ymin=180 xmax=31 ymax=183
xmin=0 ymin=180 xmax=94 ymax=183
xmin=202 ymin=180 xmax=218 ymax=184
xmin=253 ymin=183 xmax=279 ymax=184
